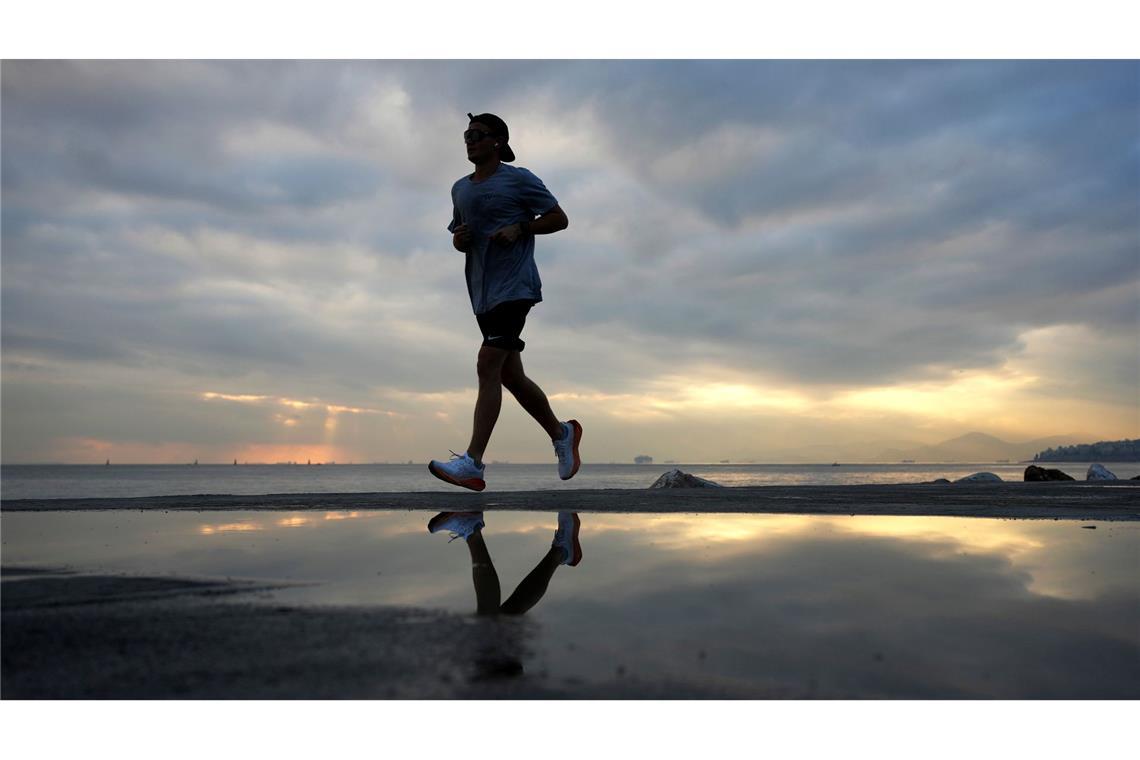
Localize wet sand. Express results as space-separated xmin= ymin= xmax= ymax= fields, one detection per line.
xmin=3 ymin=481 xmax=1138 ymax=520
xmin=1 ymin=569 xmax=734 ymax=698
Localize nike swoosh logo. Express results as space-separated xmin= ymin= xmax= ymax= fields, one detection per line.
xmin=487 ymin=335 xmax=504 ymax=340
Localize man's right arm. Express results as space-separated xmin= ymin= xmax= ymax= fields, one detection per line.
xmin=452 ymin=223 xmax=472 ymax=252
xmin=449 ymin=189 xmax=471 ymax=252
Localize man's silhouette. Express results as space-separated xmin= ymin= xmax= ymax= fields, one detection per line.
xmin=429 ymin=113 xmax=581 ymax=491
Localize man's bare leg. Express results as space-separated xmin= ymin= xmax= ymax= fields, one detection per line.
xmin=466 ymin=346 xmax=511 ymax=466
xmin=465 ymin=529 xmax=502 ymax=615
xmin=501 ymin=351 xmax=563 ymax=441
xmin=499 ymin=546 xmax=563 ymax=615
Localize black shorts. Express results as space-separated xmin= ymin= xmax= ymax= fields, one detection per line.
xmin=476 ymin=300 xmax=535 ymax=352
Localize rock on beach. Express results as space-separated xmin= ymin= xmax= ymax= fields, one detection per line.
xmin=1087 ymin=463 xmax=1117 ymax=481
xmin=954 ymin=472 xmax=1003 ymax=483
xmin=1024 ymin=465 xmax=1076 ymax=482
xmin=650 ymin=469 xmax=723 ymax=488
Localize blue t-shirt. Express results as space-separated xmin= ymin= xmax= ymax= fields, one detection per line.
xmin=448 ymin=164 xmax=559 ymax=315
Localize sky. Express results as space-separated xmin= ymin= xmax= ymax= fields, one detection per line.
xmin=2 ymin=60 xmax=1138 ymax=464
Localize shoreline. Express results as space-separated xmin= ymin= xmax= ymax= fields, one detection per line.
xmin=3 ymin=481 xmax=1138 ymax=520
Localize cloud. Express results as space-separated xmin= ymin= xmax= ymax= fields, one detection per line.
xmin=2 ymin=61 xmax=1137 ymax=462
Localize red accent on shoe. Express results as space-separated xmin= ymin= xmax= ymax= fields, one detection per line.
xmin=566 ymin=512 xmax=582 ymax=566
xmin=561 ymin=419 xmax=583 ymax=480
xmin=428 ymin=512 xmax=453 ymax=532
xmin=428 ymin=461 xmax=486 ymax=492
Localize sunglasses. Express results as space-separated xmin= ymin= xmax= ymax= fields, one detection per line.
xmin=463 ymin=128 xmax=495 ymax=143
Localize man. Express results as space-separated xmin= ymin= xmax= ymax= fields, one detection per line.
xmin=428 ymin=113 xmax=581 ymax=491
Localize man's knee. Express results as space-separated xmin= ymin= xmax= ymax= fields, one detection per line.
xmin=501 ymin=364 xmax=526 ymax=391
xmin=501 ymin=353 xmax=531 ymax=391
xmin=476 ymin=347 xmax=509 ymax=382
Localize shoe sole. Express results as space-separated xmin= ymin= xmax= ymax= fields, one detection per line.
xmin=427 ymin=512 xmax=453 ymax=532
xmin=565 ymin=512 xmax=582 ymax=566
xmin=560 ymin=419 xmax=583 ymax=480
xmin=428 ymin=461 xmax=486 ymax=492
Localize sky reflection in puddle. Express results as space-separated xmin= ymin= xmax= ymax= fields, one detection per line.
xmin=3 ymin=510 xmax=1137 ymax=697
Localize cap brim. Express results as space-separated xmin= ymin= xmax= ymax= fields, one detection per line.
xmin=500 ymin=144 xmax=516 ymax=162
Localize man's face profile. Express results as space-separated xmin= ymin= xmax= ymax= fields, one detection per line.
xmin=465 ymin=121 xmax=497 ymax=163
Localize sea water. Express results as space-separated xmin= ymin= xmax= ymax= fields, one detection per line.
xmin=2 ymin=461 xmax=1137 ymax=500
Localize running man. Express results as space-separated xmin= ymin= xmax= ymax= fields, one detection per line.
xmin=429 ymin=113 xmax=581 ymax=491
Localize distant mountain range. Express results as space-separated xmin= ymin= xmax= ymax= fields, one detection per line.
xmin=875 ymin=432 xmax=1094 ymax=464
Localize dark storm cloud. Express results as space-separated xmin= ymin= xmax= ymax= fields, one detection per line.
xmin=522 ymin=61 xmax=1138 ymax=389
xmin=3 ymin=63 xmax=383 ymax=217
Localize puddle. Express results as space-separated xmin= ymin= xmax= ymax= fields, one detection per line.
xmin=3 ymin=510 xmax=1138 ymax=698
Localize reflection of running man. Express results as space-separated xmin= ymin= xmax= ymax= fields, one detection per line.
xmin=428 ymin=511 xmax=582 ymax=616
xmin=428 ymin=112 xmax=581 ymax=492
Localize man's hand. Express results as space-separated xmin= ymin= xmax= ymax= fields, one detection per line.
xmin=452 ymin=223 xmax=472 ymax=252
xmin=490 ymin=223 xmax=523 ymax=246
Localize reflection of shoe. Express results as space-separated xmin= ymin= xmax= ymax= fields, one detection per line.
xmin=554 ymin=420 xmax=582 ymax=480
xmin=428 ymin=511 xmax=485 ymax=542
xmin=428 ymin=451 xmax=486 ymax=491
xmin=552 ymin=512 xmax=582 ymax=566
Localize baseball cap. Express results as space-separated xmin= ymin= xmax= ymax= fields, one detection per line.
xmin=467 ymin=112 xmax=516 ymax=162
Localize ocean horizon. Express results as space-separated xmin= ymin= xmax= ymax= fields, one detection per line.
xmin=3 ymin=461 xmax=1137 ymax=501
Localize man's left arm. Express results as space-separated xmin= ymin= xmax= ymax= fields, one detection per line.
xmin=491 ymin=205 xmax=568 ymax=244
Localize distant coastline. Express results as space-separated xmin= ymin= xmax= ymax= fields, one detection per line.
xmin=1033 ymin=439 xmax=1140 ymax=463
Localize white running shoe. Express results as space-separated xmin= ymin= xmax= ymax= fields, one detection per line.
xmin=428 ymin=511 xmax=485 ymax=542
xmin=428 ymin=451 xmax=486 ymax=491
xmin=553 ymin=420 xmax=582 ymax=480
xmin=552 ymin=512 xmax=582 ymax=566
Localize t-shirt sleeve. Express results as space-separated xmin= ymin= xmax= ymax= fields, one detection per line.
xmin=516 ymin=168 xmax=559 ymax=216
